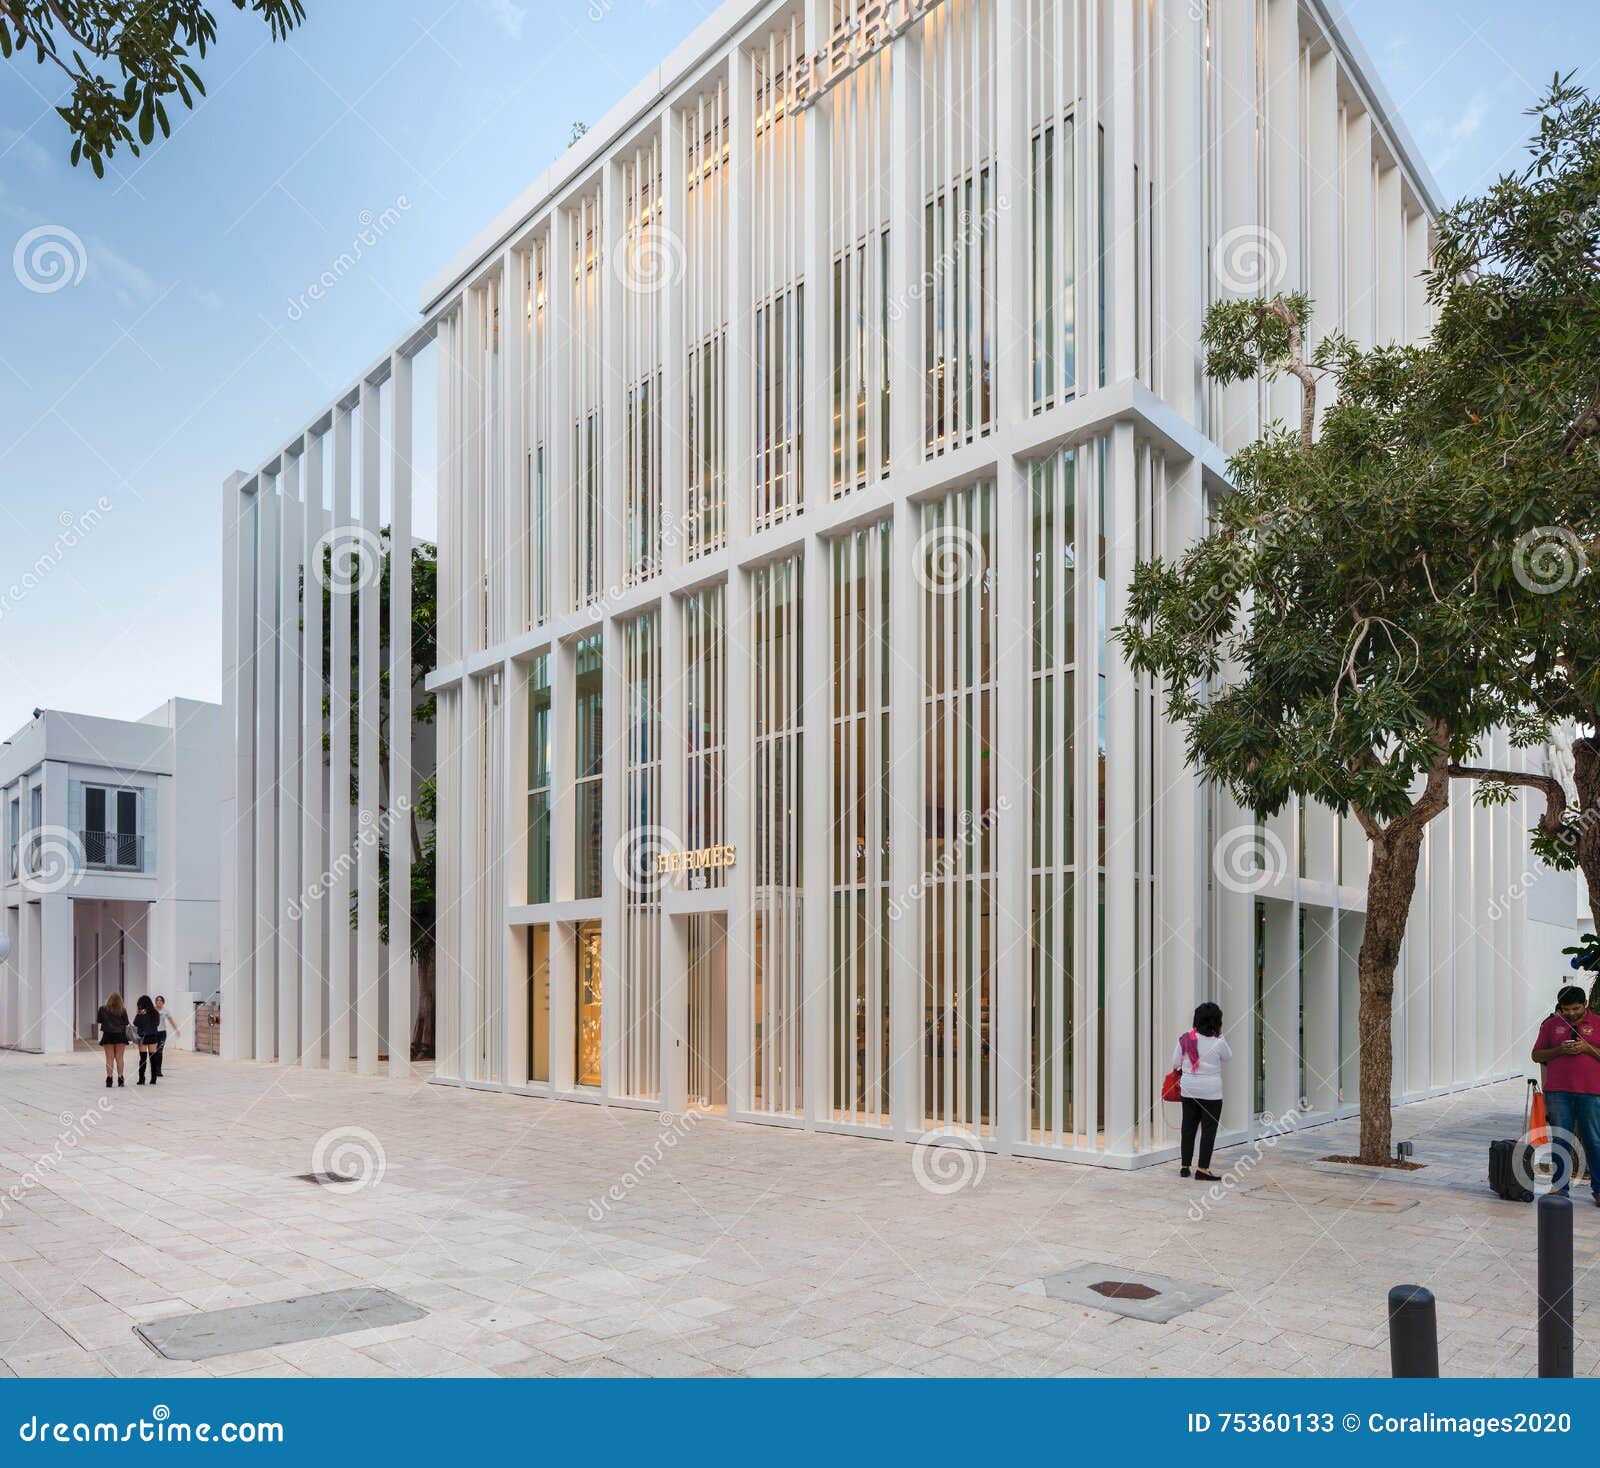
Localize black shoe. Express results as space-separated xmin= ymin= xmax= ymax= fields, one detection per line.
xmin=105 ymin=1076 xmax=113 ymax=1088
xmin=136 ymin=1078 xmax=145 ymax=1085
xmin=1179 ymin=1166 xmax=1191 ymax=1178
xmin=1195 ymin=1170 xmax=1221 ymax=1182
xmin=149 ymin=1075 xmax=157 ymax=1085
xmin=117 ymin=1076 xmax=125 ymax=1087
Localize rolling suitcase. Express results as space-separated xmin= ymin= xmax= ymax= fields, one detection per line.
xmin=1487 ymin=1078 xmax=1537 ymax=1202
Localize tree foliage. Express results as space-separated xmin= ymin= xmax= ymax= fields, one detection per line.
xmin=0 ymin=1 xmax=306 ymax=177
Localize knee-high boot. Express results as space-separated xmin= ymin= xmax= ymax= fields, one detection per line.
xmin=137 ymin=1052 xmax=147 ymax=1084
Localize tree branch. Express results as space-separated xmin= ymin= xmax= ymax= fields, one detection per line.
xmin=1267 ymin=298 xmax=1317 ymax=453
xmin=1448 ymin=762 xmax=1569 ymax=835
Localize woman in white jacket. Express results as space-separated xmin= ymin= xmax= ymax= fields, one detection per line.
xmin=1173 ymin=1002 xmax=1231 ymax=1181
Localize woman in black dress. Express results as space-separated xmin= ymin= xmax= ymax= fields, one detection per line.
xmin=133 ymin=995 xmax=161 ymax=1085
xmin=97 ymin=993 xmax=130 ymax=1087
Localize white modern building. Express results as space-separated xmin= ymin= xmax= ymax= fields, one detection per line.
xmin=223 ymin=0 xmax=1567 ymax=1163
xmin=0 ymin=699 xmax=221 ymax=1053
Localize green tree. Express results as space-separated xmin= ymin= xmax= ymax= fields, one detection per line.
xmin=1117 ymin=297 xmax=1547 ymax=1165
xmin=1 ymin=1 xmax=306 ymax=177
xmin=1418 ymin=80 xmax=1600 ymax=981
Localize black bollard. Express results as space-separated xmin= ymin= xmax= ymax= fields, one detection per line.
xmin=1387 ymin=1284 xmax=1439 ymax=1377
xmin=1537 ymin=1192 xmax=1574 ymax=1378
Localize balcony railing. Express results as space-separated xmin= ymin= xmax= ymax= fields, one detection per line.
xmin=81 ymin=830 xmax=143 ymax=871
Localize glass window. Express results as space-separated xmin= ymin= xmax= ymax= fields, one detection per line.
xmin=575 ymin=919 xmax=602 ymax=1087
xmin=574 ymin=635 xmax=604 ymax=900
xmin=526 ymin=655 xmax=551 ymax=904
xmin=528 ymin=924 xmax=550 ymax=1084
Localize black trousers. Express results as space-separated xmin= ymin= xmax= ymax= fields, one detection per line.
xmin=1181 ymin=1096 xmax=1223 ymax=1170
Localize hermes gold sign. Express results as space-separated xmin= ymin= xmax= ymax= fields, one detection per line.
xmin=792 ymin=0 xmax=944 ymax=111
xmin=656 ymin=844 xmax=738 ymax=874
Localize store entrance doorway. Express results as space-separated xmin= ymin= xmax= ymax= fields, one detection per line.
xmin=686 ymin=913 xmax=727 ymax=1112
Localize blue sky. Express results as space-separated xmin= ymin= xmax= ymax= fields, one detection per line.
xmin=0 ymin=0 xmax=1593 ymax=738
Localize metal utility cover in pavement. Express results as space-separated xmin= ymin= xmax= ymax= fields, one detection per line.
xmin=1017 ymin=1264 xmax=1226 ymax=1323
xmin=136 ymin=1288 xmax=426 ymax=1360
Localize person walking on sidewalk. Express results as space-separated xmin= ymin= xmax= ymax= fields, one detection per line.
xmin=97 ymin=993 xmax=130 ymax=1087
xmin=1531 ymin=985 xmax=1600 ymax=1205
xmin=1174 ymin=1002 xmax=1232 ymax=1182
xmin=152 ymin=994 xmax=180 ymax=1083
xmin=132 ymin=995 xmax=161 ymax=1085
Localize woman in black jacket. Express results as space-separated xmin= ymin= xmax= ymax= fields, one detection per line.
xmin=97 ymin=993 xmax=130 ymax=1087
xmin=133 ymin=995 xmax=161 ymax=1085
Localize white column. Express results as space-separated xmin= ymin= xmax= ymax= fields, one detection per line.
xmin=1344 ymin=110 xmax=1375 ymax=347
xmin=727 ymin=40 xmax=755 ymax=547
xmin=277 ymin=450 xmax=303 ymax=1066
xmin=37 ymin=761 xmax=73 ymax=1055
xmin=253 ymin=477 xmax=279 ymax=1060
xmin=356 ymin=379 xmax=382 ymax=1074
xmin=1306 ymin=46 xmax=1340 ymax=406
xmin=389 ymin=352 xmax=414 ymax=1080
xmin=1159 ymin=0 xmax=1205 ymax=426
xmin=800 ymin=532 xmax=829 ymax=1126
xmin=300 ymin=434 xmax=326 ymax=1068
xmin=1264 ymin=0 xmax=1302 ymax=430
xmin=600 ymin=614 xmax=626 ymax=1099
xmin=659 ymin=590 xmax=689 ymax=1113
xmin=222 ymin=472 xmax=255 ymax=1060
xmin=1215 ymin=0 xmax=1259 ymax=450
xmin=1303 ymin=906 xmax=1338 ymax=1111
xmin=327 ymin=406 xmax=354 ymax=1071
xmin=1157 ymin=458 xmax=1205 ymax=1120
xmin=548 ymin=213 xmax=576 ymax=615
xmin=885 ymin=10 xmax=923 ymax=1138
xmin=723 ymin=565 xmax=753 ymax=1115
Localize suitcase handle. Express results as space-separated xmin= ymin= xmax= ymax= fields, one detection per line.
xmin=1525 ymin=1075 xmax=1539 ymax=1132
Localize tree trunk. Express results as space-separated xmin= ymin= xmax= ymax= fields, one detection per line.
xmin=1357 ymin=826 xmax=1427 ymax=1164
xmin=411 ymin=950 xmax=436 ymax=1060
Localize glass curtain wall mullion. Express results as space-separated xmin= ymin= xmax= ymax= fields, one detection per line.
xmin=621 ymin=138 xmax=665 ymax=588
xmin=921 ymin=0 xmax=996 ymax=458
xmin=753 ymin=554 xmax=804 ymax=1116
xmin=829 ymin=522 xmax=890 ymax=1126
xmin=685 ymin=82 xmax=729 ymax=561
xmin=526 ymin=654 xmax=552 ymax=905
xmin=528 ymin=237 xmax=551 ymax=627
xmin=571 ymin=195 xmax=604 ymax=608
xmin=828 ymin=20 xmax=890 ymax=499
xmin=684 ymin=583 xmax=727 ymax=892
xmin=574 ymin=633 xmax=604 ymax=901
xmin=622 ymin=612 xmax=662 ymax=1100
xmin=753 ymin=16 xmax=805 ymax=531
xmin=1027 ymin=0 xmax=1078 ymax=412
xmin=920 ymin=481 xmax=996 ymax=1137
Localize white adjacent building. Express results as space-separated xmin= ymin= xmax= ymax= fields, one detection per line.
xmin=0 ymin=699 xmax=222 ymax=1053
xmin=222 ymin=0 xmax=1568 ymax=1162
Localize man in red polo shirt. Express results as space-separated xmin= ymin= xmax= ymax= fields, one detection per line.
xmin=1532 ymin=986 xmax=1600 ymax=1205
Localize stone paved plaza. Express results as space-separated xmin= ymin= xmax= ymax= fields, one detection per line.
xmin=0 ymin=1049 xmax=1594 ymax=1378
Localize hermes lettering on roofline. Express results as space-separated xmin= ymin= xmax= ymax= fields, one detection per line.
xmin=791 ymin=0 xmax=944 ymax=111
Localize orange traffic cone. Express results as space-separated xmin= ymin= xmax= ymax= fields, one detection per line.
xmin=1530 ymin=1088 xmax=1549 ymax=1147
